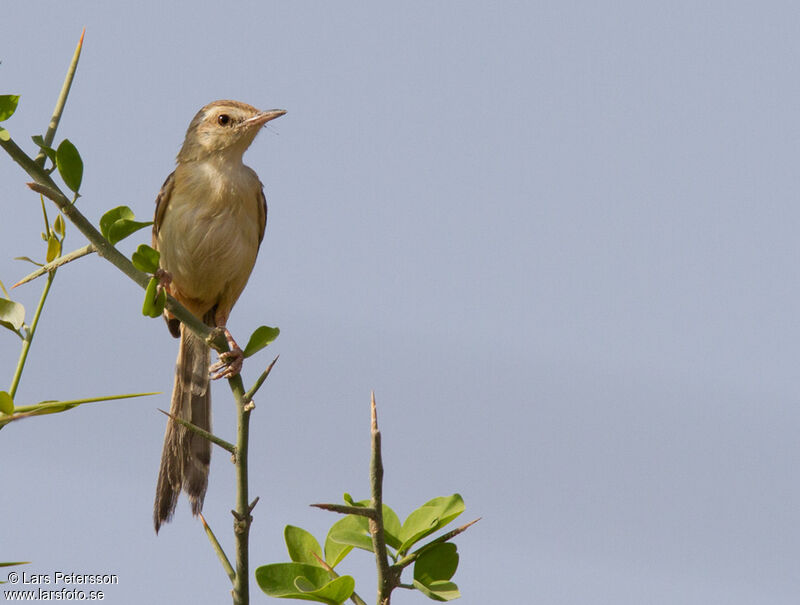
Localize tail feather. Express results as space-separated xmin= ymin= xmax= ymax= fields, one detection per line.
xmin=154 ymin=324 xmax=211 ymax=532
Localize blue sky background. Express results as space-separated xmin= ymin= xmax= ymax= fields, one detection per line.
xmin=2 ymin=2 xmax=800 ymax=603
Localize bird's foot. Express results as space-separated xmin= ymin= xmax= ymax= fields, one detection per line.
xmin=209 ymin=328 xmax=244 ymax=380
xmin=154 ymin=268 xmax=172 ymax=290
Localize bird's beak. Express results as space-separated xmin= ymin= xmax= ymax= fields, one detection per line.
xmin=243 ymin=109 xmax=287 ymax=128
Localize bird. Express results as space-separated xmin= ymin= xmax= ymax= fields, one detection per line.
xmin=151 ymin=100 xmax=285 ymax=532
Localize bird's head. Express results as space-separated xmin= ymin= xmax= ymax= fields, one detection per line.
xmin=177 ymin=100 xmax=286 ymax=163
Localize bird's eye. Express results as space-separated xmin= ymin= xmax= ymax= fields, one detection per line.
xmin=217 ymin=114 xmax=231 ymax=126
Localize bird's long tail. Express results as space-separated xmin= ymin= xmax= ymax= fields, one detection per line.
xmin=154 ymin=324 xmax=211 ymax=532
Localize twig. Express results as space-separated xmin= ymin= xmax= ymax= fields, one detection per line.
xmin=8 ymin=271 xmax=55 ymax=399
xmin=13 ymin=243 xmax=95 ymax=287
xmin=9 ymin=171 xmax=221 ymax=352
xmin=4 ymin=32 xmax=86 ymax=404
xmin=20 ymin=181 xmax=223 ymax=354
xmin=394 ymin=518 xmax=481 ymax=571
xmin=200 ymin=513 xmax=236 ymax=583
xmin=242 ymin=355 xmax=279 ymax=404
xmin=34 ymin=29 xmax=84 ymax=167
xmin=157 ymin=408 xmax=236 ymax=454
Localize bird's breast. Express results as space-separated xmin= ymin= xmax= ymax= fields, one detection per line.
xmin=157 ymin=162 xmax=263 ymax=310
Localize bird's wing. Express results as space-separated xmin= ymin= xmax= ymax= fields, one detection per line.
xmin=151 ymin=170 xmax=180 ymax=337
xmin=257 ymin=184 xmax=267 ymax=247
xmin=152 ymin=170 xmax=176 ymax=249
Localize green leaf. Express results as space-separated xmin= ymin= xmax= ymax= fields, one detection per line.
xmin=56 ymin=139 xmax=83 ymax=192
xmin=255 ymin=563 xmax=354 ymax=604
xmin=412 ymin=579 xmax=460 ymax=602
xmin=14 ymin=256 xmax=43 ymax=267
xmin=414 ymin=543 xmax=459 ymax=584
xmin=108 ymin=219 xmax=152 ymax=245
xmin=131 ymin=244 xmax=160 ymax=273
xmin=324 ymin=519 xmax=355 ymax=568
xmin=0 ymin=95 xmax=19 ymax=121
xmin=46 ymin=234 xmax=61 ymax=263
xmin=285 ymin=526 xmax=323 ymax=566
xmin=321 ymin=500 xmax=404 ymax=566
xmin=326 ymin=514 xmax=373 ymax=553
xmin=53 ymin=214 xmax=65 ymax=238
xmin=0 ymin=391 xmax=14 ymax=415
xmin=0 ymin=127 xmax=10 ymax=142
xmin=414 ymin=543 xmax=461 ymax=600
xmin=382 ymin=504 xmax=403 ymax=550
xmin=141 ymin=277 xmax=165 ymax=318
xmin=242 ymin=325 xmax=280 ymax=358
xmin=99 ymin=206 xmax=151 ymax=245
xmin=323 ymin=538 xmax=352 ymax=570
xmin=142 ymin=277 xmax=158 ymax=316
xmin=330 ymin=498 xmax=402 ymax=550
xmin=398 ymin=494 xmax=465 ymax=554
xmin=31 ymin=135 xmax=57 ymax=164
xmin=0 ymin=298 xmax=25 ymax=332
xmin=100 ymin=206 xmax=134 ymax=240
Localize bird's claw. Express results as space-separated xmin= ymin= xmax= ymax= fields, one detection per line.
xmin=209 ymin=347 xmax=244 ymax=380
xmin=209 ymin=328 xmax=244 ymax=380
xmin=155 ymin=268 xmax=172 ymax=290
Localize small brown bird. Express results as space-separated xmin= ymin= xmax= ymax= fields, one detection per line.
xmin=152 ymin=100 xmax=285 ymax=532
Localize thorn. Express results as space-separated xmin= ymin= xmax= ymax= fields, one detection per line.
xmin=459 ymin=517 xmax=481 ymax=532
xmin=78 ymin=27 xmax=86 ymax=49
xmin=370 ymin=391 xmax=378 ymax=432
xmin=248 ymin=497 xmax=260 ymax=513
xmin=311 ymin=551 xmax=335 ymax=574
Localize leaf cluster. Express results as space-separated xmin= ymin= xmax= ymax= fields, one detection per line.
xmin=257 ymin=494 xmax=467 ymax=603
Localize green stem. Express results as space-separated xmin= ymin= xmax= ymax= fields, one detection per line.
xmin=8 ymin=270 xmax=55 ymax=399
xmin=231 ymin=374 xmax=252 ymax=605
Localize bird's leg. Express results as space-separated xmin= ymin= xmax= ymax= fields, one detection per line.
xmin=209 ymin=327 xmax=244 ymax=380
